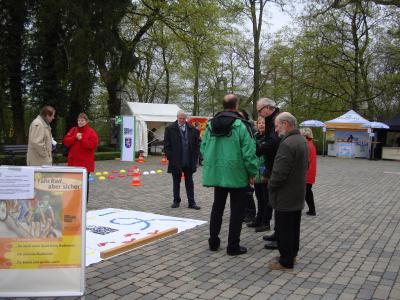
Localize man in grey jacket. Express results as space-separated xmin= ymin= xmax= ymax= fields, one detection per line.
xmin=268 ymin=112 xmax=309 ymax=270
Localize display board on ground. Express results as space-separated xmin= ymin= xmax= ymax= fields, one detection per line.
xmin=86 ymin=208 xmax=206 ymax=266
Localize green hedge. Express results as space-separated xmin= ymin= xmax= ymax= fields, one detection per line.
xmin=0 ymin=151 xmax=120 ymax=166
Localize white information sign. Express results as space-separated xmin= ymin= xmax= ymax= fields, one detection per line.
xmin=0 ymin=167 xmax=34 ymax=200
xmin=121 ymin=116 xmax=135 ymax=162
xmin=0 ymin=166 xmax=86 ymax=297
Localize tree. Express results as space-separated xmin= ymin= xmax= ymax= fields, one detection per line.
xmin=91 ymin=0 xmax=161 ymax=118
xmin=3 ymin=0 xmax=28 ymax=144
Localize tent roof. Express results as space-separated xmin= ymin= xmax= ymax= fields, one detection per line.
xmin=126 ymin=102 xmax=181 ymax=122
xmin=386 ymin=114 xmax=400 ymax=130
xmin=325 ymin=110 xmax=370 ymax=129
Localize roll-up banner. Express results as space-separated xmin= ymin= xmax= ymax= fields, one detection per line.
xmin=0 ymin=166 xmax=86 ymax=297
xmin=121 ymin=115 xmax=135 ymax=162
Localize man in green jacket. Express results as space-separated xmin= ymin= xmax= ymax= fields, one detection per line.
xmin=201 ymin=94 xmax=258 ymax=256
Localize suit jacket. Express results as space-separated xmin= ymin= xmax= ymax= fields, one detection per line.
xmin=164 ymin=121 xmax=200 ymax=174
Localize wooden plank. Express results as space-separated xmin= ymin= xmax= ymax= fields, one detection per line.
xmin=100 ymin=227 xmax=178 ymax=259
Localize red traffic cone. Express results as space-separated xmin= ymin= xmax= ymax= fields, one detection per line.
xmin=161 ymin=154 xmax=167 ymax=165
xmin=131 ymin=171 xmax=142 ymax=186
xmin=136 ymin=152 xmax=145 ymax=163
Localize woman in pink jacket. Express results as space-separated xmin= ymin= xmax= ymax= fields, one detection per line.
xmin=301 ymin=128 xmax=317 ymax=216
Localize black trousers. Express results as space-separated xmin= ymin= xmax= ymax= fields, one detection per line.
xmin=305 ymin=184 xmax=315 ymax=213
xmin=172 ymin=167 xmax=195 ymax=205
xmin=254 ymin=183 xmax=273 ymax=226
xmin=275 ymin=210 xmax=301 ymax=268
xmin=209 ymin=187 xmax=246 ymax=251
xmin=245 ymin=186 xmax=256 ymax=217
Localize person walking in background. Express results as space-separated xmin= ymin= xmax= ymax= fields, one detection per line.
xmin=301 ymin=127 xmax=317 ymax=216
xmin=268 ymin=112 xmax=309 ymax=270
xmin=164 ymin=110 xmax=201 ymax=210
xmin=201 ymin=94 xmax=258 ymax=256
xmin=27 ymin=106 xmax=56 ymax=166
xmin=63 ymin=113 xmax=99 ymax=204
xmin=247 ymin=116 xmax=271 ymax=232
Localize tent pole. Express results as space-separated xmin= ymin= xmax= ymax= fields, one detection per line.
xmin=323 ymin=129 xmax=326 ymax=157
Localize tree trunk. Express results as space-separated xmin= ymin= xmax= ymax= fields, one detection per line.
xmin=351 ymin=9 xmax=360 ymax=111
xmin=250 ymin=0 xmax=264 ymax=119
xmin=7 ymin=0 xmax=26 ymax=144
xmin=106 ymin=82 xmax=121 ymax=118
xmin=192 ymin=57 xmax=201 ymax=116
xmin=162 ymin=47 xmax=170 ymax=104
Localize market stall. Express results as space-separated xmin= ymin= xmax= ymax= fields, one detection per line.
xmin=324 ymin=110 xmax=370 ymax=158
xmin=382 ymin=114 xmax=400 ymax=160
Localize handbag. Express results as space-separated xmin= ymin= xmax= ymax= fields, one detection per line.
xmin=62 ymin=145 xmax=70 ymax=157
xmin=63 ymin=127 xmax=76 ymax=157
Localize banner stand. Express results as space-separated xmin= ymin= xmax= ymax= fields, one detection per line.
xmin=120 ymin=115 xmax=135 ymax=162
xmin=0 ymin=166 xmax=86 ymax=297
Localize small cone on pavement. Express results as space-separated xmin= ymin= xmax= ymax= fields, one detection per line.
xmin=161 ymin=154 xmax=167 ymax=165
xmin=181 ymin=172 xmax=185 ymax=180
xmin=131 ymin=171 xmax=142 ymax=186
xmin=136 ymin=152 xmax=145 ymax=163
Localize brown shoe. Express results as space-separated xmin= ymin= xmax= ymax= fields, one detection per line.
xmin=268 ymin=261 xmax=293 ymax=271
xmin=272 ymin=256 xmax=298 ymax=264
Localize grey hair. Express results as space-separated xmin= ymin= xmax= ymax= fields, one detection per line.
xmin=257 ymin=97 xmax=276 ymax=108
xmin=300 ymin=127 xmax=313 ymax=139
xmin=276 ymin=112 xmax=297 ymax=128
xmin=177 ymin=110 xmax=187 ymax=118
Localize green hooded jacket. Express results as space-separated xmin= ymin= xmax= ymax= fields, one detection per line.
xmin=200 ymin=112 xmax=258 ymax=188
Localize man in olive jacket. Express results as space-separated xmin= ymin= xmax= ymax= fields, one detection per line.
xmin=201 ymin=94 xmax=258 ymax=256
xmin=268 ymin=112 xmax=309 ymax=270
xmin=27 ymin=106 xmax=56 ymax=166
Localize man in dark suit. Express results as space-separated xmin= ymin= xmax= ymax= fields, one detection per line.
xmin=164 ymin=110 xmax=201 ymax=210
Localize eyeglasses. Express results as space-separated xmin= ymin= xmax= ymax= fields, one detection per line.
xmin=257 ymin=105 xmax=268 ymax=113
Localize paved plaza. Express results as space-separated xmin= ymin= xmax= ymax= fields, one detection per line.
xmin=8 ymin=156 xmax=400 ymax=300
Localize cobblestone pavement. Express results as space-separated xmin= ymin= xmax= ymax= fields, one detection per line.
xmin=6 ymin=156 xmax=400 ymax=300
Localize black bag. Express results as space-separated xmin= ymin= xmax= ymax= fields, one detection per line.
xmin=62 ymin=145 xmax=70 ymax=157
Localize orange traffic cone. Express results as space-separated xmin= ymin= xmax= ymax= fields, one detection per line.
xmin=161 ymin=154 xmax=167 ymax=165
xmin=181 ymin=172 xmax=185 ymax=180
xmin=137 ymin=152 xmax=145 ymax=163
xmin=131 ymin=170 xmax=142 ymax=186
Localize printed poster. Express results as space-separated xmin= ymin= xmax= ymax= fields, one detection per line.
xmin=86 ymin=208 xmax=207 ymax=266
xmin=121 ymin=115 xmax=135 ymax=162
xmin=0 ymin=168 xmax=86 ymax=297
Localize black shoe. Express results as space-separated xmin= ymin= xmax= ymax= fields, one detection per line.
xmin=247 ymin=221 xmax=260 ymax=228
xmin=255 ymin=225 xmax=271 ymax=233
xmin=243 ymin=215 xmax=255 ymax=223
xmin=227 ymin=246 xmax=247 ymax=256
xmin=188 ymin=204 xmax=201 ymax=210
xmin=264 ymin=241 xmax=278 ymax=250
xmin=263 ymin=233 xmax=276 ymax=242
xmin=306 ymin=211 xmax=316 ymax=216
xmin=171 ymin=202 xmax=180 ymax=208
xmin=209 ymin=238 xmax=220 ymax=251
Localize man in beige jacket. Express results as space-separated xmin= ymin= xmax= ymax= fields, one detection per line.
xmin=27 ymin=106 xmax=56 ymax=166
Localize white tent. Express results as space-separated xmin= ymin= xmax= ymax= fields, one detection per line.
xmin=325 ymin=110 xmax=370 ymax=129
xmin=122 ymin=102 xmax=182 ymax=156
